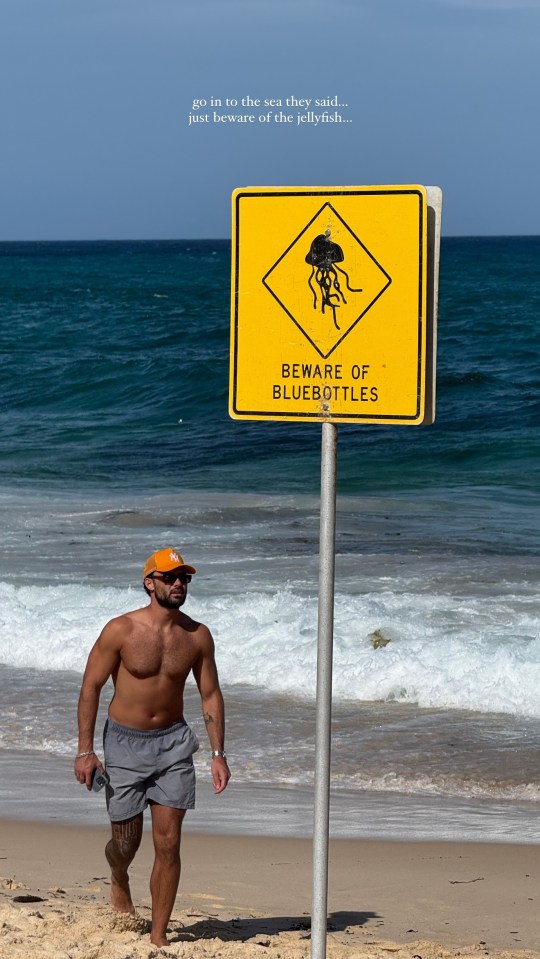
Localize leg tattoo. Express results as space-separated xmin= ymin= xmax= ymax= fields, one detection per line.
xmin=105 ymin=815 xmax=143 ymax=915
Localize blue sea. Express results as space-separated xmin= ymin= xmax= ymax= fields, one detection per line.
xmin=0 ymin=237 xmax=539 ymax=842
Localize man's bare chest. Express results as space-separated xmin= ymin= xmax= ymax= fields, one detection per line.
xmin=120 ymin=632 xmax=196 ymax=681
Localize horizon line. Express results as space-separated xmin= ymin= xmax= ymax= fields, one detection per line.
xmin=1 ymin=233 xmax=539 ymax=243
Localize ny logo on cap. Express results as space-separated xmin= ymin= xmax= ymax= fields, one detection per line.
xmin=169 ymin=551 xmax=180 ymax=563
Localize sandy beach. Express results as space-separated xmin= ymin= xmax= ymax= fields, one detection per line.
xmin=0 ymin=820 xmax=538 ymax=959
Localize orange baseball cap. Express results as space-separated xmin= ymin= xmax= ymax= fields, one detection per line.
xmin=143 ymin=547 xmax=197 ymax=579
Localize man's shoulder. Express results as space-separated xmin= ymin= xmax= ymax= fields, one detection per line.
xmin=188 ymin=617 xmax=215 ymax=655
xmin=100 ymin=607 xmax=149 ymax=640
xmin=178 ymin=612 xmax=212 ymax=642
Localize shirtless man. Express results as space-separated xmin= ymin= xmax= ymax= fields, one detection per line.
xmin=74 ymin=547 xmax=230 ymax=947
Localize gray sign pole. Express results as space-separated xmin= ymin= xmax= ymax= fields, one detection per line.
xmin=230 ymin=183 xmax=441 ymax=959
xmin=311 ymin=420 xmax=338 ymax=959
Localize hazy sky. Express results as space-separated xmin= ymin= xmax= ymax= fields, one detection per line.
xmin=1 ymin=0 xmax=538 ymax=239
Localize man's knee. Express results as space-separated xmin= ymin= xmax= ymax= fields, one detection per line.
xmin=151 ymin=805 xmax=185 ymax=860
xmin=107 ymin=816 xmax=143 ymax=863
xmin=152 ymin=824 xmax=182 ymax=859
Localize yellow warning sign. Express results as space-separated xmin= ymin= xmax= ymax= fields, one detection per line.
xmin=230 ymin=186 xmax=429 ymax=425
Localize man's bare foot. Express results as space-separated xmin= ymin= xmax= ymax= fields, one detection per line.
xmin=149 ymin=927 xmax=168 ymax=947
xmin=110 ymin=873 xmax=136 ymax=915
xmin=150 ymin=935 xmax=168 ymax=947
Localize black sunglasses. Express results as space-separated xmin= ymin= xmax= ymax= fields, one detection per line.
xmin=151 ymin=571 xmax=192 ymax=585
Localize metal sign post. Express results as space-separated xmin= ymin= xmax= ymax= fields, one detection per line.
xmin=229 ymin=183 xmax=441 ymax=959
xmin=311 ymin=421 xmax=338 ymax=959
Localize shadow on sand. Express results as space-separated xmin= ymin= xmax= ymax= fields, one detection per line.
xmin=169 ymin=910 xmax=379 ymax=944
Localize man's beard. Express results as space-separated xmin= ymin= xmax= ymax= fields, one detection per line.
xmin=154 ymin=589 xmax=185 ymax=609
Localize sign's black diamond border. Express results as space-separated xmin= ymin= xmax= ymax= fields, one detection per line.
xmin=262 ymin=202 xmax=392 ymax=359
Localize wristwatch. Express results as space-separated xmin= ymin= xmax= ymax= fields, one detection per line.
xmin=211 ymin=750 xmax=227 ymax=759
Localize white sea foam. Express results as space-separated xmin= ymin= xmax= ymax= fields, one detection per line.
xmin=1 ymin=580 xmax=539 ymax=718
xmin=0 ymin=582 xmax=139 ymax=673
xmin=330 ymin=772 xmax=540 ymax=803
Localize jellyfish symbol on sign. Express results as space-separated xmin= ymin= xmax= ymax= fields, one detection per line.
xmin=305 ymin=229 xmax=362 ymax=331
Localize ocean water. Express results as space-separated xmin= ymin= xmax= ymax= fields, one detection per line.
xmin=0 ymin=237 xmax=539 ymax=841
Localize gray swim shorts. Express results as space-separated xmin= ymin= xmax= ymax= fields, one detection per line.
xmin=103 ymin=717 xmax=200 ymax=822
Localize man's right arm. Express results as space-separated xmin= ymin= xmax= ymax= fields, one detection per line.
xmin=74 ymin=618 xmax=123 ymax=790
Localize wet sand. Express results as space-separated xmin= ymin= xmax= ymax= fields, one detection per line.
xmin=0 ymin=820 xmax=539 ymax=958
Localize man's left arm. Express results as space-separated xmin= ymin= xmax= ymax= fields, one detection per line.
xmin=192 ymin=626 xmax=231 ymax=794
